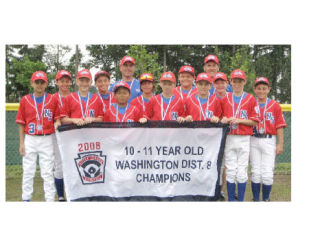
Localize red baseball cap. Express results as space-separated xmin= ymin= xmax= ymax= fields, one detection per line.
xmin=178 ymin=65 xmax=195 ymax=77
xmin=160 ymin=72 xmax=176 ymax=83
xmin=139 ymin=73 xmax=154 ymax=82
xmin=120 ymin=56 xmax=135 ymax=66
xmin=77 ymin=69 xmax=92 ymax=80
xmin=204 ymin=55 xmax=219 ymax=65
xmin=230 ymin=69 xmax=246 ymax=80
xmin=56 ymin=70 xmax=72 ymax=81
xmin=31 ymin=71 xmax=48 ymax=83
xmin=196 ymin=72 xmax=212 ymax=84
xmin=114 ymin=81 xmax=131 ymax=93
xmin=254 ymin=77 xmax=270 ymax=86
xmin=94 ymin=70 xmax=110 ymax=81
xmin=213 ymin=72 xmax=228 ymax=83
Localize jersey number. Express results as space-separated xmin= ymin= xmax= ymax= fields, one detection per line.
xmin=28 ymin=123 xmax=35 ymax=134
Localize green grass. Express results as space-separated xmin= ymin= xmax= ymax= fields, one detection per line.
xmin=6 ymin=164 xmax=291 ymax=202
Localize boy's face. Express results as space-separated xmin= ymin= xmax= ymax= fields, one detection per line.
xmin=254 ymin=83 xmax=270 ymax=100
xmin=160 ymin=80 xmax=175 ymax=95
xmin=203 ymin=61 xmax=219 ymax=77
xmin=76 ymin=77 xmax=91 ymax=93
xmin=213 ymin=79 xmax=228 ymax=95
xmin=95 ymin=76 xmax=110 ymax=93
xmin=115 ymin=87 xmax=131 ymax=105
xmin=140 ymin=81 xmax=154 ymax=94
xmin=31 ymin=79 xmax=48 ymax=95
xmin=178 ymin=72 xmax=194 ymax=89
xmin=56 ymin=76 xmax=72 ymax=92
xmin=196 ymin=80 xmax=211 ymax=97
xmin=120 ymin=62 xmax=135 ymax=79
xmin=230 ymin=78 xmax=246 ymax=93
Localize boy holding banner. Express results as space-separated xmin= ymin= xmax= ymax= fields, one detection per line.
xmin=60 ymin=69 xmax=103 ymax=126
xmin=144 ymin=72 xmax=185 ymax=122
xmin=220 ymin=69 xmax=259 ymax=201
xmin=173 ymin=65 xmax=197 ymax=100
xmin=16 ymin=71 xmax=60 ymax=201
xmin=104 ymin=81 xmax=146 ymax=123
xmin=184 ymin=72 xmax=221 ymax=123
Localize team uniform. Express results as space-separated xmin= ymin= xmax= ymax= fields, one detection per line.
xmin=110 ymin=79 xmax=142 ymax=104
xmin=16 ymin=92 xmax=59 ymax=201
xmin=250 ymin=98 xmax=286 ymax=201
xmin=130 ymin=95 xmax=152 ymax=117
xmin=60 ymin=92 xmax=104 ymax=119
xmin=221 ymin=91 xmax=259 ymax=201
xmin=184 ymin=92 xmax=222 ymax=120
xmin=209 ymin=84 xmax=233 ymax=96
xmin=97 ymin=92 xmax=116 ymax=114
xmin=145 ymin=94 xmax=185 ymax=121
xmin=104 ymin=103 xmax=142 ymax=122
xmin=173 ymin=85 xmax=197 ymax=101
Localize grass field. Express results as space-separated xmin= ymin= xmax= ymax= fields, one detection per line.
xmin=6 ymin=163 xmax=291 ymax=202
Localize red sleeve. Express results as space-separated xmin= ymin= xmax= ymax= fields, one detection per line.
xmin=60 ymin=96 xmax=71 ymax=118
xmin=53 ymin=96 xmax=61 ymax=121
xmin=16 ymin=97 xmax=26 ymax=125
xmin=274 ymin=102 xmax=287 ymax=129
xmin=249 ymin=96 xmax=259 ymax=122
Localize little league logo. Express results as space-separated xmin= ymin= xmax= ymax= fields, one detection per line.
xmin=74 ymin=151 xmax=107 ymax=185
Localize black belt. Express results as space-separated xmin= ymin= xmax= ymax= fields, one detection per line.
xmin=253 ymin=134 xmax=272 ymax=138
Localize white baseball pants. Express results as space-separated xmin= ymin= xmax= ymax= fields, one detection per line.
xmin=53 ymin=133 xmax=63 ymax=179
xmin=22 ymin=134 xmax=56 ymax=201
xmin=224 ymin=135 xmax=250 ymax=184
xmin=249 ymin=136 xmax=276 ymax=185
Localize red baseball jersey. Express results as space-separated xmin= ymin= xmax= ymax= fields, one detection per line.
xmin=130 ymin=95 xmax=153 ymax=117
xmin=173 ymin=86 xmax=197 ymax=100
xmin=60 ymin=92 xmax=104 ymax=119
xmin=104 ymin=103 xmax=142 ymax=122
xmin=221 ymin=92 xmax=259 ymax=135
xmin=184 ymin=93 xmax=222 ymax=121
xmin=145 ymin=94 xmax=185 ymax=121
xmin=52 ymin=92 xmax=69 ymax=115
xmin=254 ymin=99 xmax=287 ymax=135
xmin=16 ymin=93 xmax=59 ymax=135
xmin=97 ymin=92 xmax=117 ymax=114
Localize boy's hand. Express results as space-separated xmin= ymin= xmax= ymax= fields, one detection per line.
xmin=221 ymin=117 xmax=230 ymax=124
xmin=84 ymin=117 xmax=95 ymax=124
xmin=210 ymin=116 xmax=219 ymax=123
xmin=276 ymin=144 xmax=283 ymax=155
xmin=177 ymin=117 xmax=185 ymax=124
xmin=19 ymin=143 xmax=25 ymax=156
xmin=54 ymin=121 xmax=61 ymax=130
xmin=229 ymin=117 xmax=241 ymax=124
xmin=73 ymin=118 xmax=85 ymax=126
xmin=139 ymin=118 xmax=147 ymax=124
xmin=185 ymin=115 xmax=193 ymax=122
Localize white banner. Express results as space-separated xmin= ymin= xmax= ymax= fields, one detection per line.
xmin=56 ymin=122 xmax=228 ymax=201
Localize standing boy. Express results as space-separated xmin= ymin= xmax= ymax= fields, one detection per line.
xmin=52 ymin=70 xmax=72 ymax=201
xmin=16 ymin=71 xmax=59 ymax=201
xmin=144 ymin=72 xmax=185 ymax=122
xmin=173 ymin=65 xmax=197 ymax=100
xmin=94 ymin=70 xmax=115 ymax=113
xmin=250 ymin=77 xmax=286 ymax=201
xmin=220 ymin=69 xmax=259 ymax=201
xmin=60 ymin=69 xmax=103 ymax=125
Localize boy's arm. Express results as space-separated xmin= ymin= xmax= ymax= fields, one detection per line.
xmin=61 ymin=116 xmax=85 ymax=126
xmin=276 ymin=127 xmax=284 ymax=155
xmin=18 ymin=124 xmax=25 ymax=156
xmin=229 ymin=118 xmax=258 ymax=126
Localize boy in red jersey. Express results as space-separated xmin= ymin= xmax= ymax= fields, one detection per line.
xmin=94 ymin=70 xmax=116 ymax=113
xmin=131 ymin=73 xmax=155 ymax=116
xmin=144 ymin=72 xmax=185 ymax=122
xmin=52 ymin=70 xmax=72 ymax=201
xmin=173 ymin=66 xmax=197 ymax=100
xmin=16 ymin=71 xmax=60 ymax=201
xmin=184 ymin=72 xmax=221 ymax=122
xmin=60 ymin=69 xmax=103 ymax=125
xmin=220 ymin=69 xmax=259 ymax=201
xmin=104 ymin=81 xmax=146 ymax=123
xmin=250 ymin=77 xmax=286 ymax=201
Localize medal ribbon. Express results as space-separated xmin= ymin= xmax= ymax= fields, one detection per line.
xmin=197 ymin=95 xmax=210 ymax=120
xmin=179 ymin=86 xmax=193 ymax=100
xmin=98 ymin=93 xmax=107 ymax=113
xmin=33 ymin=93 xmax=46 ymax=121
xmin=77 ymin=92 xmax=89 ymax=119
xmin=161 ymin=94 xmax=173 ymax=120
xmin=116 ymin=104 xmax=129 ymax=122
xmin=58 ymin=92 xmax=63 ymax=108
xmin=256 ymin=98 xmax=269 ymax=134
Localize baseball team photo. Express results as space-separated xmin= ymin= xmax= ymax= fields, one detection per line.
xmin=5 ymin=44 xmax=291 ymax=202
